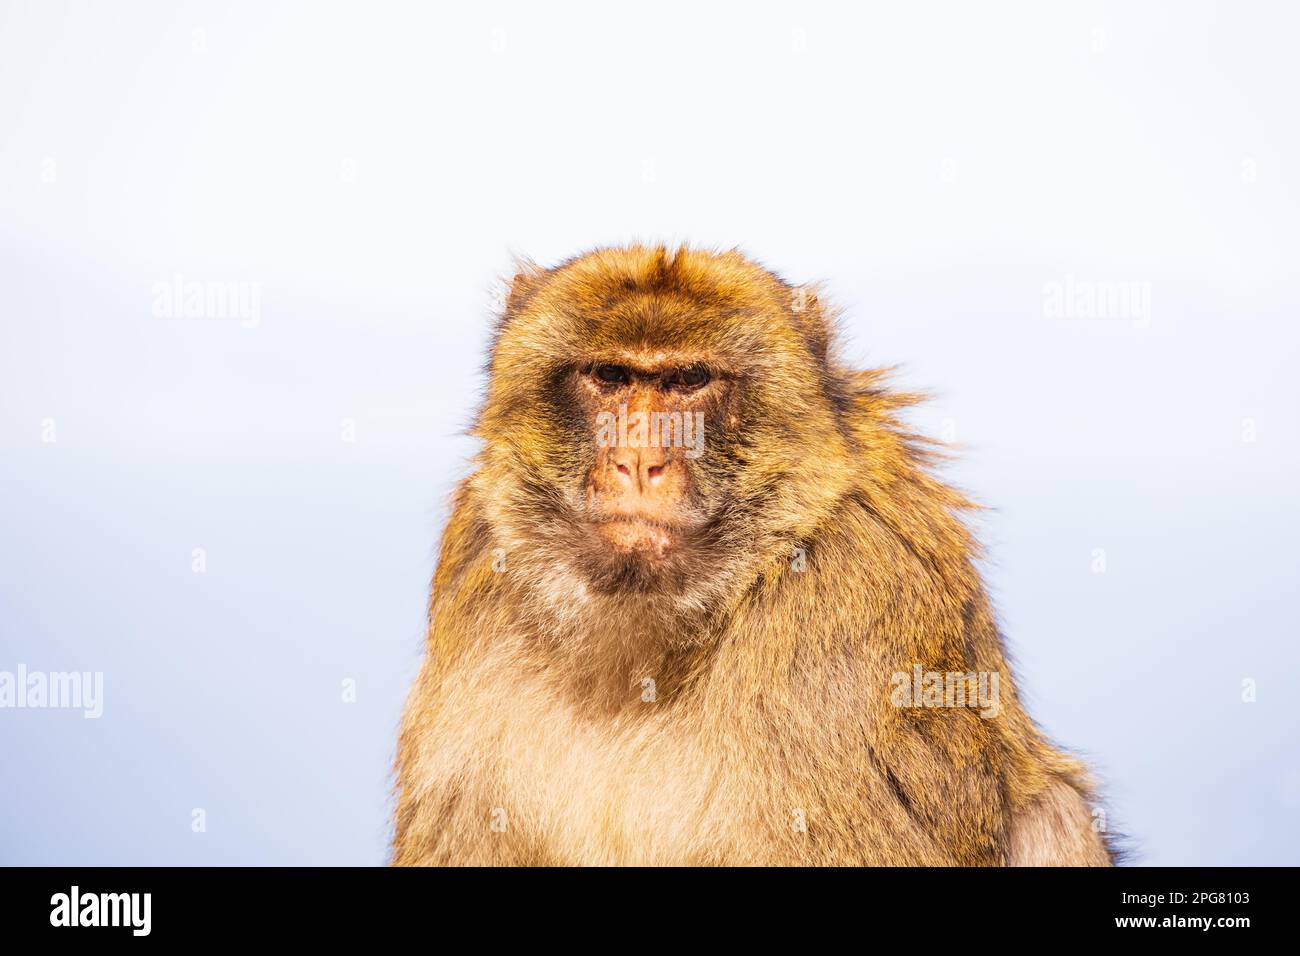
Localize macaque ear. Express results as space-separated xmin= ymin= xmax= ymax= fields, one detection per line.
xmin=503 ymin=256 xmax=545 ymax=316
xmin=788 ymin=284 xmax=831 ymax=366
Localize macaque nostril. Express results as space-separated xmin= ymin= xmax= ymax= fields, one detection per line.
xmin=646 ymin=465 xmax=664 ymax=481
xmin=616 ymin=463 xmax=632 ymax=477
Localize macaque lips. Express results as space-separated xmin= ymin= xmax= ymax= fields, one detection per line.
xmin=593 ymin=517 xmax=676 ymax=558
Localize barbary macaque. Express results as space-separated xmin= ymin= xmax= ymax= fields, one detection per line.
xmin=392 ymin=245 xmax=1114 ymax=866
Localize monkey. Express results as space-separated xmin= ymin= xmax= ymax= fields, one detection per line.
xmin=391 ymin=244 xmax=1115 ymax=866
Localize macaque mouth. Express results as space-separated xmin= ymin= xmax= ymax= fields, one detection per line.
xmin=589 ymin=514 xmax=695 ymax=557
xmin=577 ymin=484 xmax=711 ymax=558
xmin=595 ymin=520 xmax=681 ymax=556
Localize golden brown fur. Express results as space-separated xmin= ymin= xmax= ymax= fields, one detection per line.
xmin=391 ymin=244 xmax=1114 ymax=866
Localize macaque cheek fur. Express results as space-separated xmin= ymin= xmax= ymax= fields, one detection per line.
xmin=392 ymin=244 xmax=1117 ymax=867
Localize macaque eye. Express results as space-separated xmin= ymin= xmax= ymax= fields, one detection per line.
xmin=665 ymin=366 xmax=711 ymax=390
xmin=592 ymin=363 xmax=630 ymax=386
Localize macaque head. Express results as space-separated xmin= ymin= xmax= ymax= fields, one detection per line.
xmin=474 ymin=246 xmax=856 ymax=623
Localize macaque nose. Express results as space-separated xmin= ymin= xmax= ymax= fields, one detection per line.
xmin=610 ymin=446 xmax=667 ymax=494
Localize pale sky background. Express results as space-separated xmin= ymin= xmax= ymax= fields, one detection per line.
xmin=1 ymin=0 xmax=1297 ymax=864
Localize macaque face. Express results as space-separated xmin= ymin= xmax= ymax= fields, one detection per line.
xmin=482 ymin=249 xmax=838 ymax=601
xmin=571 ymin=351 xmax=728 ymax=561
